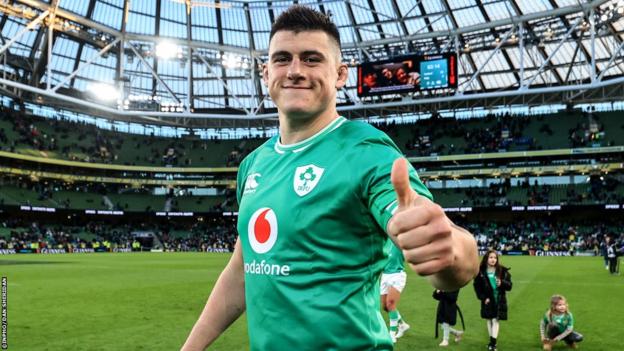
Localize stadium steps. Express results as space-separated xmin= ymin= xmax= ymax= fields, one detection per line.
xmin=0 ymin=185 xmax=53 ymax=207
xmin=53 ymin=190 xmax=106 ymax=210
xmin=151 ymin=233 xmax=164 ymax=250
xmin=102 ymin=195 xmax=114 ymax=210
xmin=172 ymin=195 xmax=225 ymax=212
xmin=107 ymin=193 xmax=165 ymax=212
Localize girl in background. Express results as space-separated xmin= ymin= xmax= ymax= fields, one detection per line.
xmin=540 ymin=295 xmax=583 ymax=350
xmin=473 ymin=250 xmax=512 ymax=351
xmin=433 ymin=289 xmax=464 ymax=347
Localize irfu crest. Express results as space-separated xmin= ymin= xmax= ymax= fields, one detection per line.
xmin=293 ymin=164 xmax=325 ymax=197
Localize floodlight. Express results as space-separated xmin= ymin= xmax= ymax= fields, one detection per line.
xmin=155 ymin=41 xmax=179 ymax=59
xmin=87 ymin=83 xmax=120 ymax=101
xmin=222 ymin=54 xmax=240 ymax=69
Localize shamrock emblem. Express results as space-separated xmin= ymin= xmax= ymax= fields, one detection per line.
xmin=300 ymin=167 xmax=317 ymax=184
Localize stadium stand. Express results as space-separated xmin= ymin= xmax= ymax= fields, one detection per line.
xmin=0 ymin=105 xmax=264 ymax=167
xmin=2 ymin=106 xmax=624 ymax=166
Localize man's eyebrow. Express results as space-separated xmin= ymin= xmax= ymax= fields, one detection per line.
xmin=270 ymin=51 xmax=292 ymax=59
xmin=269 ymin=50 xmax=326 ymax=59
xmin=300 ymin=50 xmax=325 ymax=58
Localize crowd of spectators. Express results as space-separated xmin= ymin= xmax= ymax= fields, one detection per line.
xmin=456 ymin=218 xmax=624 ymax=254
xmin=569 ymin=114 xmax=606 ymax=148
xmin=0 ymin=176 xmax=233 ymax=213
xmin=430 ymin=175 xmax=623 ymax=208
xmin=159 ymin=218 xmax=236 ymax=252
xmin=1 ymin=217 xmax=621 ymax=255
xmin=0 ymin=219 xmax=137 ymax=251
xmin=0 ymin=218 xmax=237 ymax=253
xmin=374 ymin=113 xmax=536 ymax=156
xmin=372 ymin=110 xmax=621 ymax=157
xmin=1 ymin=173 xmax=621 ymax=212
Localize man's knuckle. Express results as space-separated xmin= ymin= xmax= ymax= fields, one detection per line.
xmin=396 ymin=234 xmax=409 ymax=248
xmin=432 ymin=221 xmax=451 ymax=236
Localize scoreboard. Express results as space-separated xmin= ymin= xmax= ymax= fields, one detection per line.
xmin=357 ymin=53 xmax=457 ymax=97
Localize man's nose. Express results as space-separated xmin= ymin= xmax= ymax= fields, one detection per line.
xmin=287 ymin=59 xmax=303 ymax=80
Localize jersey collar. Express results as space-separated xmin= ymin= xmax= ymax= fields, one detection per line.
xmin=274 ymin=116 xmax=347 ymax=154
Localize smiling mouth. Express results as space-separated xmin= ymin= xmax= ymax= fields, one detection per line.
xmin=283 ymin=86 xmax=311 ymax=89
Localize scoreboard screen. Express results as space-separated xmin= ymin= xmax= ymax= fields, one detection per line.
xmin=357 ymin=53 xmax=457 ymax=97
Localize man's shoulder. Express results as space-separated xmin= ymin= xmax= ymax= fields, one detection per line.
xmin=337 ymin=119 xmax=388 ymax=139
xmin=333 ymin=119 xmax=396 ymax=149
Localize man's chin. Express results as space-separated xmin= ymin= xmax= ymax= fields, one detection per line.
xmin=280 ymin=106 xmax=316 ymax=119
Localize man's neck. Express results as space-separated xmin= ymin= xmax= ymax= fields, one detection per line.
xmin=278 ymin=110 xmax=338 ymax=145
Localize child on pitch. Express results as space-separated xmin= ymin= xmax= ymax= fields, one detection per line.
xmin=380 ymin=240 xmax=410 ymax=343
xmin=473 ymin=250 xmax=512 ymax=351
xmin=433 ymin=289 xmax=464 ymax=347
xmin=540 ymin=295 xmax=583 ymax=350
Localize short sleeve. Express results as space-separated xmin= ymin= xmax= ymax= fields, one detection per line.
xmin=354 ymin=135 xmax=432 ymax=233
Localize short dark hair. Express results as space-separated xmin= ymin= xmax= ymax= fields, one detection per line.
xmin=269 ymin=5 xmax=341 ymax=49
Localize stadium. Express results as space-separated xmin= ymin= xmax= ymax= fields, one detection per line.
xmin=0 ymin=0 xmax=623 ymax=350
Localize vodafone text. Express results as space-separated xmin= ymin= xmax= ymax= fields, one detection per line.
xmin=244 ymin=259 xmax=290 ymax=276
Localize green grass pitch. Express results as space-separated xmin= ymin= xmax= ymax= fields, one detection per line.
xmin=1 ymin=253 xmax=622 ymax=350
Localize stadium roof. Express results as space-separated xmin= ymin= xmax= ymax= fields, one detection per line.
xmin=1 ymin=0 xmax=623 ymax=129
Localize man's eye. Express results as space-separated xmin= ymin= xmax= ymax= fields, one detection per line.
xmin=304 ymin=57 xmax=321 ymax=63
xmin=274 ymin=56 xmax=290 ymax=63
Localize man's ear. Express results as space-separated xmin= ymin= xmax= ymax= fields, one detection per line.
xmin=335 ymin=64 xmax=349 ymax=89
xmin=262 ymin=63 xmax=269 ymax=86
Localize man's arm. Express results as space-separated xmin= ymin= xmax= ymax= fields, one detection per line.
xmin=181 ymin=239 xmax=245 ymax=351
xmin=387 ymin=158 xmax=479 ymax=291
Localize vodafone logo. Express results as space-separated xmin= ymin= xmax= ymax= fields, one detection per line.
xmin=248 ymin=208 xmax=278 ymax=254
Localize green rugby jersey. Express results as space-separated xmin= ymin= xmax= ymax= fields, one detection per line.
xmin=236 ymin=116 xmax=431 ymax=351
xmin=383 ymin=240 xmax=405 ymax=274
xmin=543 ymin=312 xmax=574 ymax=334
xmin=487 ymin=271 xmax=499 ymax=304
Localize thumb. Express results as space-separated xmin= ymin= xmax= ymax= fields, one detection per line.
xmin=391 ymin=158 xmax=417 ymax=209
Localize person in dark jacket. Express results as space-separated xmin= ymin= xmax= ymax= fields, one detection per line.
xmin=606 ymin=235 xmax=619 ymax=275
xmin=473 ymin=250 xmax=512 ymax=351
xmin=433 ymin=289 xmax=464 ymax=347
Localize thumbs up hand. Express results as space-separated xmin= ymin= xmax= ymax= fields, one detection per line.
xmin=387 ymin=158 xmax=455 ymax=277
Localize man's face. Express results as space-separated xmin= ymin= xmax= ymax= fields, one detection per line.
xmin=264 ymin=30 xmax=347 ymax=121
xmin=363 ymin=73 xmax=377 ymax=87
xmin=396 ymin=68 xmax=407 ymax=83
xmin=382 ymin=68 xmax=393 ymax=80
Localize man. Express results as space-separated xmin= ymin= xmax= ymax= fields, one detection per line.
xmin=363 ymin=72 xmax=378 ymax=89
xmin=380 ymin=67 xmax=394 ymax=86
xmin=182 ymin=6 xmax=478 ymax=351
xmin=380 ymin=241 xmax=410 ymax=343
xmin=606 ymin=235 xmax=619 ymax=274
xmin=362 ymin=71 xmax=379 ymax=94
xmin=395 ymin=66 xmax=420 ymax=86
